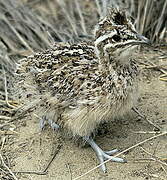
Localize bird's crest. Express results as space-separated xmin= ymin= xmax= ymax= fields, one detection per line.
xmin=108 ymin=7 xmax=128 ymax=25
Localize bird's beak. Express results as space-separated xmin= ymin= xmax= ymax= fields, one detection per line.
xmin=135 ymin=34 xmax=151 ymax=46
xmin=125 ymin=34 xmax=151 ymax=47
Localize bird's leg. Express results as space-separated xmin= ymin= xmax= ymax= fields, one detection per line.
xmin=40 ymin=115 xmax=59 ymax=131
xmin=84 ymin=136 xmax=127 ymax=173
xmin=39 ymin=116 xmax=46 ymax=130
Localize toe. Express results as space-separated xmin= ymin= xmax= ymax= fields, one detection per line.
xmin=103 ymin=153 xmax=127 ymax=163
xmin=97 ymin=154 xmax=107 ymax=173
xmin=48 ymin=119 xmax=59 ymax=131
xmin=104 ymin=149 xmax=119 ymax=155
xmin=39 ymin=118 xmax=46 ymax=130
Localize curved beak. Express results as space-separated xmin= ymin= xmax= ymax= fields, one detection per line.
xmin=136 ymin=34 xmax=151 ymax=46
xmin=124 ymin=34 xmax=151 ymax=47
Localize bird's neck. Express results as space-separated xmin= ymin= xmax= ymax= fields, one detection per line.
xmin=94 ymin=45 xmax=132 ymax=69
xmin=97 ymin=53 xmax=132 ymax=73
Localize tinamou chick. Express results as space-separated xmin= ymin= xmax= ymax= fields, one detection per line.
xmin=15 ymin=7 xmax=150 ymax=172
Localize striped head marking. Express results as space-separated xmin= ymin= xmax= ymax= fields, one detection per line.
xmin=94 ymin=7 xmax=150 ymax=61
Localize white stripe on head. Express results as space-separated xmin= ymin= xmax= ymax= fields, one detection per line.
xmin=103 ymin=40 xmax=137 ymax=51
xmin=103 ymin=40 xmax=138 ymax=56
xmin=94 ymin=46 xmax=101 ymax=59
xmin=94 ymin=30 xmax=117 ymax=47
xmin=93 ymin=24 xmax=100 ymax=36
xmin=98 ymin=17 xmax=107 ymax=25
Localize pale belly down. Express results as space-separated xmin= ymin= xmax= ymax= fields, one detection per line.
xmin=63 ymin=84 xmax=139 ymax=137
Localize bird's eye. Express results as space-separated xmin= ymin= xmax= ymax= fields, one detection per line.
xmin=112 ymin=35 xmax=121 ymax=42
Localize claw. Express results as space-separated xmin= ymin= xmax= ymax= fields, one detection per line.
xmin=84 ymin=136 xmax=126 ymax=173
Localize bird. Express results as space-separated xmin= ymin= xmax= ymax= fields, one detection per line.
xmin=15 ymin=7 xmax=150 ymax=172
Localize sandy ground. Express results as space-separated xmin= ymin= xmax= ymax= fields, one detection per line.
xmin=1 ymin=49 xmax=167 ymax=180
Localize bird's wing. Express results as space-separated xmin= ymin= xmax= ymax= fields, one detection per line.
xmin=16 ymin=42 xmax=105 ymax=108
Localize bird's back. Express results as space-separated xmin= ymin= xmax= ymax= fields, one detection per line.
xmin=17 ymin=42 xmax=101 ymax=103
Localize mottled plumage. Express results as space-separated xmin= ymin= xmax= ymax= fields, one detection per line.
xmin=15 ymin=7 xmax=150 ymax=172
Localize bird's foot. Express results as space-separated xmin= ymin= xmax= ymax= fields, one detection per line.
xmin=40 ymin=115 xmax=59 ymax=131
xmin=84 ymin=136 xmax=127 ymax=173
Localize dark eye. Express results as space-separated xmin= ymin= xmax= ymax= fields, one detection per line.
xmin=112 ymin=35 xmax=121 ymax=42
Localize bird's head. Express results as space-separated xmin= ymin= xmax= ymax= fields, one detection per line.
xmin=94 ymin=7 xmax=150 ymax=63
